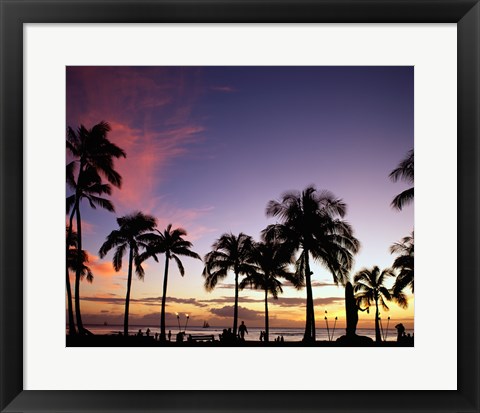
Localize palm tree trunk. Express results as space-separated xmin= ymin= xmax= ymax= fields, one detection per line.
xmin=74 ymin=201 xmax=85 ymax=334
xmin=375 ymin=297 xmax=381 ymax=343
xmin=160 ymin=252 xmax=170 ymax=342
xmin=66 ymin=267 xmax=76 ymax=335
xmin=304 ymin=250 xmax=315 ymax=342
xmin=66 ymin=209 xmax=76 ymax=336
xmin=124 ymin=246 xmax=134 ymax=337
xmin=233 ymin=271 xmax=239 ymax=339
xmin=264 ymin=288 xmax=269 ymax=342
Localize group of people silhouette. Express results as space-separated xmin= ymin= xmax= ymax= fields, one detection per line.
xmin=133 ymin=329 xmax=178 ymax=342
xmin=136 ymin=328 xmax=151 ymax=337
xmin=259 ymin=331 xmax=284 ymax=342
xmin=219 ymin=321 xmax=249 ymax=342
xmin=395 ymin=323 xmax=414 ymax=344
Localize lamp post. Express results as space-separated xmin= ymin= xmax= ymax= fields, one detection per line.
xmin=331 ymin=316 xmax=338 ymax=341
xmin=385 ymin=316 xmax=391 ymax=341
xmin=378 ymin=314 xmax=384 ymax=341
xmin=176 ymin=312 xmax=181 ymax=333
xmin=184 ymin=314 xmax=190 ymax=333
xmin=324 ymin=310 xmax=330 ymax=341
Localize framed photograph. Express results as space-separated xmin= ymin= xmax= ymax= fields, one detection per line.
xmin=1 ymin=1 xmax=479 ymax=412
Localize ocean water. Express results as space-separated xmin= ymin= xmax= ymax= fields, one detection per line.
xmin=80 ymin=324 xmax=407 ymax=342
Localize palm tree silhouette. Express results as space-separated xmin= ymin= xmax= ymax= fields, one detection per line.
xmin=391 ymin=232 xmax=414 ymax=296
xmin=99 ymin=212 xmax=157 ymax=337
xmin=67 ymin=121 xmax=126 ymax=186
xmin=67 ymin=232 xmax=94 ymax=283
xmin=354 ymin=266 xmax=406 ymax=343
xmin=66 ymin=121 xmax=125 ymax=334
xmin=390 ymin=149 xmax=414 ymax=210
xmin=66 ymin=165 xmax=114 ymax=334
xmin=203 ymin=233 xmax=256 ymax=338
xmin=265 ymin=186 xmax=359 ymax=342
xmin=66 ymin=227 xmax=94 ymax=335
xmin=138 ymin=224 xmax=201 ymax=342
xmin=240 ymin=239 xmax=298 ymax=342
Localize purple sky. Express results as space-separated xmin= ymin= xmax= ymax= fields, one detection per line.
xmin=66 ymin=66 xmax=414 ymax=328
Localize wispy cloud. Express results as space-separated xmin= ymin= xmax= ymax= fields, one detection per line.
xmin=106 ymin=122 xmax=206 ymax=212
xmin=80 ymin=295 xmax=208 ymax=308
xmin=282 ymin=280 xmax=338 ymax=288
xmin=197 ymin=295 xmax=344 ymax=308
xmin=198 ymin=296 xmax=263 ymax=305
xmin=211 ymin=85 xmax=236 ymax=93
xmin=272 ymin=297 xmax=344 ymax=308
xmin=67 ymin=66 xmax=207 ymax=214
xmin=217 ymin=283 xmax=235 ymax=289
xmin=152 ymin=205 xmax=216 ymax=242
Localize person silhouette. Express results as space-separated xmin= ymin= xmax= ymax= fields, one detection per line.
xmin=220 ymin=329 xmax=228 ymax=342
xmin=137 ymin=329 xmax=143 ymax=337
xmin=168 ymin=330 xmax=172 ymax=342
xmin=259 ymin=331 xmax=264 ymax=342
xmin=146 ymin=328 xmax=150 ymax=337
xmin=238 ymin=321 xmax=248 ymax=340
xmin=395 ymin=323 xmax=405 ymax=342
xmin=154 ymin=332 xmax=159 ymax=341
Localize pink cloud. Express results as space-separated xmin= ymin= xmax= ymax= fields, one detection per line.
xmin=85 ymin=252 xmax=125 ymax=278
xmin=110 ymin=123 xmax=206 ymax=212
xmin=67 ymin=67 xmax=207 ymax=214
xmin=151 ymin=205 xmax=216 ymax=242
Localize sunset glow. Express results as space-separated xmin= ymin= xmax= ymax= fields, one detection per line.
xmin=66 ymin=66 xmax=414 ymax=341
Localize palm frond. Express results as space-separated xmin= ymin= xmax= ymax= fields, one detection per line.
xmin=99 ymin=230 xmax=125 ymax=258
xmin=391 ymin=187 xmax=414 ymax=210
xmin=66 ymin=161 xmax=77 ymax=189
xmin=112 ymin=243 xmax=127 ymax=272
xmin=392 ymin=290 xmax=409 ymax=309
xmin=87 ymin=195 xmax=115 ymax=212
xmin=389 ymin=149 xmax=414 ymax=183
xmin=66 ymin=195 xmax=76 ymax=215
xmin=135 ymin=262 xmax=145 ymax=280
xmin=172 ymin=254 xmax=185 ymax=277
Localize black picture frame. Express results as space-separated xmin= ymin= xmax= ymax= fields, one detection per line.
xmin=1 ymin=1 xmax=479 ymax=412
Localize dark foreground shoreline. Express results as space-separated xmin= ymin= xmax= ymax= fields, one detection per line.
xmin=66 ymin=335 xmax=414 ymax=347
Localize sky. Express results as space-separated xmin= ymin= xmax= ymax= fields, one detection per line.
xmin=66 ymin=66 xmax=414 ymax=331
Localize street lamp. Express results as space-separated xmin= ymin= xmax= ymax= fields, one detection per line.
xmin=176 ymin=312 xmax=181 ymax=332
xmin=324 ymin=310 xmax=330 ymax=341
xmin=184 ymin=314 xmax=190 ymax=333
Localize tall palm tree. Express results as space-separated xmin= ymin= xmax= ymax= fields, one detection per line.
xmin=138 ymin=224 xmax=201 ymax=342
xmin=99 ymin=212 xmax=157 ymax=337
xmin=390 ymin=149 xmax=414 ymax=210
xmin=66 ymin=165 xmax=114 ymax=333
xmin=354 ymin=266 xmax=406 ymax=343
xmin=391 ymin=232 xmax=414 ymax=296
xmin=67 ymin=121 xmax=125 ymax=334
xmin=240 ymin=240 xmax=298 ymax=342
xmin=203 ymin=233 xmax=256 ymax=338
xmin=266 ymin=186 xmax=360 ymax=342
